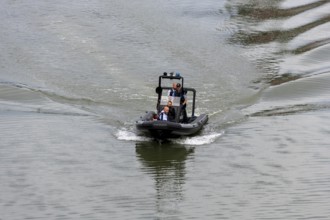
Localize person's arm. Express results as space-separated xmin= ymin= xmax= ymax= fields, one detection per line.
xmin=181 ymin=91 xmax=187 ymax=106
xmin=182 ymin=97 xmax=187 ymax=105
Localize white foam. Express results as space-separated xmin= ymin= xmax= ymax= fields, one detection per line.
xmin=115 ymin=129 xmax=150 ymax=142
xmin=116 ymin=128 xmax=223 ymax=145
xmin=175 ymin=132 xmax=223 ymax=145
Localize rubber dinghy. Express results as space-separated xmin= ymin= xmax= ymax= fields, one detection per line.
xmin=136 ymin=72 xmax=208 ymax=138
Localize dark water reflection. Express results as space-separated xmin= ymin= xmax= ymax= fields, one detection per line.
xmin=136 ymin=142 xmax=193 ymax=216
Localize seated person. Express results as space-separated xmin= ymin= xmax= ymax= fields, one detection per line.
xmin=152 ymin=112 xmax=158 ymax=121
xmin=158 ymin=106 xmax=169 ymax=121
xmin=167 ymin=100 xmax=176 ymax=121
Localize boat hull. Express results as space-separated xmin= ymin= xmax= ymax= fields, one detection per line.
xmin=136 ymin=111 xmax=208 ymax=138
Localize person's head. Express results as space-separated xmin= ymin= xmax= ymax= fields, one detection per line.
xmin=163 ymin=106 xmax=169 ymax=114
xmin=167 ymin=100 xmax=173 ymax=107
xmin=176 ymin=83 xmax=181 ymax=91
xmin=172 ymin=82 xmax=177 ymax=89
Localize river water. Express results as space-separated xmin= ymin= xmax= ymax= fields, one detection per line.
xmin=1 ymin=0 xmax=330 ymax=219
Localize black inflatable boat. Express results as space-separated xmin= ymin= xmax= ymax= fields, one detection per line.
xmin=136 ymin=73 xmax=208 ymax=138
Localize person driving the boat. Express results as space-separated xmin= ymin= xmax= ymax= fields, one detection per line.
xmin=158 ymin=106 xmax=169 ymax=121
xmin=167 ymin=100 xmax=176 ymax=121
xmin=176 ymin=83 xmax=188 ymax=122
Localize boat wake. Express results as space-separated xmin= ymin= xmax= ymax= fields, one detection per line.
xmin=115 ymin=129 xmax=151 ymax=142
xmin=115 ymin=128 xmax=223 ymax=145
xmin=173 ymin=132 xmax=223 ymax=145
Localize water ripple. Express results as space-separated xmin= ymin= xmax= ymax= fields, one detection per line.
xmin=237 ymin=0 xmax=329 ymax=20
xmin=233 ymin=14 xmax=330 ymax=45
xmin=227 ymin=0 xmax=330 ymax=83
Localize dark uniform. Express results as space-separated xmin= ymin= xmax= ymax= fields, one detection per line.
xmin=176 ymin=88 xmax=187 ymax=123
